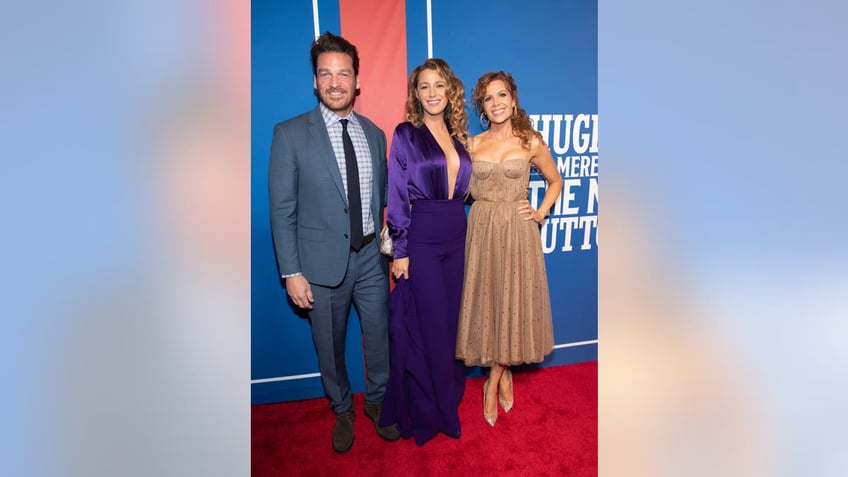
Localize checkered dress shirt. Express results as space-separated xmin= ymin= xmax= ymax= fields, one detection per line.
xmin=319 ymin=103 xmax=375 ymax=236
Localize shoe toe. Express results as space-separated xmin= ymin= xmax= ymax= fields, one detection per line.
xmin=378 ymin=424 xmax=400 ymax=441
xmin=366 ymin=402 xmax=401 ymax=442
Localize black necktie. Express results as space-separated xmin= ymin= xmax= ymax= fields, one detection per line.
xmin=340 ymin=119 xmax=364 ymax=251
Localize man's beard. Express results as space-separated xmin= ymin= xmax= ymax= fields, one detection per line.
xmin=319 ymin=88 xmax=354 ymax=113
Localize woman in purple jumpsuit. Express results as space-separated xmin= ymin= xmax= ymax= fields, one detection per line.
xmin=378 ymin=58 xmax=471 ymax=445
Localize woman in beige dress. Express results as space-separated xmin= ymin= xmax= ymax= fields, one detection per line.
xmin=456 ymin=71 xmax=563 ymax=426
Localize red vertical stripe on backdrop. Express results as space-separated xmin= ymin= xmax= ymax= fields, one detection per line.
xmin=340 ymin=0 xmax=408 ymax=290
xmin=339 ymin=0 xmax=408 ymax=149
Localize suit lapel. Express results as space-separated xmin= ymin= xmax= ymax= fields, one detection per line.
xmin=308 ymin=107 xmax=347 ymax=204
xmin=360 ymin=119 xmax=383 ymax=217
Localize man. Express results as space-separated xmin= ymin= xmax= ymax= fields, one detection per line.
xmin=268 ymin=32 xmax=399 ymax=453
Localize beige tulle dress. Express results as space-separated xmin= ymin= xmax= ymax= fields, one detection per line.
xmin=455 ymin=158 xmax=554 ymax=366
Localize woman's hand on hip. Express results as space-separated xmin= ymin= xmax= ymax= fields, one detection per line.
xmin=517 ymin=199 xmax=544 ymax=223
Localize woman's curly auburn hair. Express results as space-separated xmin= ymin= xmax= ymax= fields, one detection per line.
xmin=405 ymin=58 xmax=469 ymax=142
xmin=472 ymin=71 xmax=540 ymax=150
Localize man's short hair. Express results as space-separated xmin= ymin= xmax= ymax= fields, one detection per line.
xmin=310 ymin=32 xmax=360 ymax=76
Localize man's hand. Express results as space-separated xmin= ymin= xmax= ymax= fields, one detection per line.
xmin=285 ymin=275 xmax=314 ymax=309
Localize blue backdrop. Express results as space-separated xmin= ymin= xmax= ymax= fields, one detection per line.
xmin=252 ymin=0 xmax=597 ymax=405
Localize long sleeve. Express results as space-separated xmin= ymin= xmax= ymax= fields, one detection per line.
xmin=387 ymin=125 xmax=411 ymax=259
xmin=268 ymin=122 xmax=302 ymax=276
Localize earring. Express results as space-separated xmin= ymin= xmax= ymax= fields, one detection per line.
xmin=480 ymin=112 xmax=490 ymax=129
xmin=512 ymin=104 xmax=517 ymax=117
xmin=416 ymin=101 xmax=422 ymax=114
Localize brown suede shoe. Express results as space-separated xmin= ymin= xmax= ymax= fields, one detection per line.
xmin=364 ymin=401 xmax=400 ymax=442
xmin=332 ymin=406 xmax=355 ymax=453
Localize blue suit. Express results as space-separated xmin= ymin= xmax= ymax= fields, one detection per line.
xmin=269 ymin=105 xmax=389 ymax=412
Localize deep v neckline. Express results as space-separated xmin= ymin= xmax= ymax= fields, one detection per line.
xmin=422 ymin=124 xmax=461 ymax=200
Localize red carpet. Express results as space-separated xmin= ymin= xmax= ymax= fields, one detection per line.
xmin=252 ymin=361 xmax=597 ymax=476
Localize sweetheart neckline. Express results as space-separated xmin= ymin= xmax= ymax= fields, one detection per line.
xmin=473 ymin=158 xmax=528 ymax=165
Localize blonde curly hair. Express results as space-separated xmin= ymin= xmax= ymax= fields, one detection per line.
xmin=472 ymin=71 xmax=540 ymax=150
xmin=405 ymin=58 xmax=469 ymax=142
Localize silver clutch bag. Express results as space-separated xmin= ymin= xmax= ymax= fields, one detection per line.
xmin=379 ymin=225 xmax=393 ymax=257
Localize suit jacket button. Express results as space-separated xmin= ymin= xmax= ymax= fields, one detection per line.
xmin=344 ymin=208 xmax=349 ymax=213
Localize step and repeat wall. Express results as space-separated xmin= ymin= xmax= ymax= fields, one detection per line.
xmin=252 ymin=0 xmax=597 ymax=404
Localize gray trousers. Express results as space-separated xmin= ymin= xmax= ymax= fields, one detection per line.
xmin=308 ymin=240 xmax=390 ymax=413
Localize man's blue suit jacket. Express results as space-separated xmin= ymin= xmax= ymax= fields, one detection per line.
xmin=269 ymin=106 xmax=389 ymax=287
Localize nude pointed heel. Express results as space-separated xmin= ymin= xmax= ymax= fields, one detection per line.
xmin=483 ymin=379 xmax=497 ymax=426
xmin=499 ymin=368 xmax=514 ymax=413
